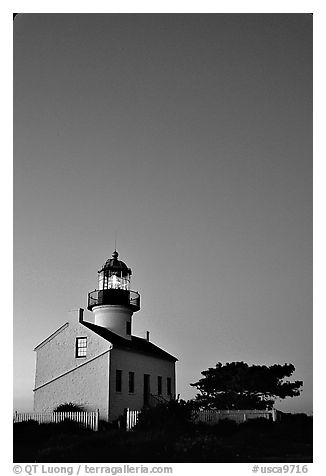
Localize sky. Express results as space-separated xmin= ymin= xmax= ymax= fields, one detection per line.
xmin=13 ymin=13 xmax=312 ymax=413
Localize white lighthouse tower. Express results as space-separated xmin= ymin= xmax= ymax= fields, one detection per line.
xmin=87 ymin=250 xmax=141 ymax=339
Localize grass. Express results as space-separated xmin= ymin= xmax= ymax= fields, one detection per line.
xmin=13 ymin=414 xmax=312 ymax=463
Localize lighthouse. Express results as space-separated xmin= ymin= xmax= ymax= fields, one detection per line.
xmin=87 ymin=250 xmax=140 ymax=339
xmin=33 ymin=248 xmax=177 ymax=421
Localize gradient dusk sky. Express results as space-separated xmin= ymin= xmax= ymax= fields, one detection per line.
xmin=13 ymin=13 xmax=312 ymax=413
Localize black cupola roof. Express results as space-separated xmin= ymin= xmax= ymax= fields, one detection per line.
xmin=99 ymin=250 xmax=132 ymax=277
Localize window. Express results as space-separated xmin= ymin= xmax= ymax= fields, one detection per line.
xmin=116 ymin=370 xmax=122 ymax=392
xmin=126 ymin=321 xmax=131 ymax=335
xmin=157 ymin=376 xmax=162 ymax=395
xmin=167 ymin=377 xmax=172 ymax=396
xmin=75 ymin=337 xmax=87 ymax=358
xmin=129 ymin=372 xmax=135 ymax=393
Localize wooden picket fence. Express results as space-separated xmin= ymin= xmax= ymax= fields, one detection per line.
xmin=126 ymin=408 xmax=141 ymax=431
xmin=13 ymin=410 xmax=100 ymax=431
xmin=193 ymin=408 xmax=277 ymax=425
xmin=14 ymin=408 xmax=276 ymax=432
xmin=125 ymin=408 xmax=277 ymax=431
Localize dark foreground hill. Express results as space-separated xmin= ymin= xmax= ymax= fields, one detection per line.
xmin=13 ymin=413 xmax=312 ymax=463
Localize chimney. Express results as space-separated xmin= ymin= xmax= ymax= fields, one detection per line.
xmin=146 ymin=331 xmax=150 ymax=342
xmin=78 ymin=308 xmax=84 ymax=323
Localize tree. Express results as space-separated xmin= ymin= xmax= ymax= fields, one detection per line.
xmin=190 ymin=362 xmax=303 ymax=410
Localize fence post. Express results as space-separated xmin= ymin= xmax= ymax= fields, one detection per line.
xmin=94 ymin=409 xmax=99 ymax=431
xmin=125 ymin=408 xmax=129 ymax=431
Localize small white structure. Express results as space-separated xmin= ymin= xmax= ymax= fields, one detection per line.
xmin=33 ymin=251 xmax=177 ymax=422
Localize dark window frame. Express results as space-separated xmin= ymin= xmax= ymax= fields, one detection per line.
xmin=129 ymin=371 xmax=135 ymax=393
xmin=116 ymin=369 xmax=122 ymax=392
xmin=157 ymin=376 xmax=162 ymax=395
xmin=167 ymin=377 xmax=172 ymax=396
xmin=75 ymin=337 xmax=87 ymax=358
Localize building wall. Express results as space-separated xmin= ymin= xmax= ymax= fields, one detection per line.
xmin=33 ymin=352 xmax=110 ymax=420
xmin=109 ymin=347 xmax=176 ymax=422
xmin=33 ymin=309 xmax=176 ymax=422
xmin=34 ymin=310 xmax=111 ymax=419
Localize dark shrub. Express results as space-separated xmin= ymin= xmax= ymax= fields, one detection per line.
xmin=242 ymin=417 xmax=274 ymax=430
xmin=278 ymin=412 xmax=312 ymax=424
xmin=54 ymin=402 xmax=85 ymax=412
xmin=99 ymin=420 xmax=114 ymax=431
xmin=211 ymin=418 xmax=238 ymax=436
xmin=14 ymin=419 xmax=39 ymax=427
xmin=55 ymin=419 xmax=86 ymax=432
xmin=135 ymin=399 xmax=195 ymax=432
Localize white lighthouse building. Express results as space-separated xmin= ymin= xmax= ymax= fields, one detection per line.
xmin=33 ymin=250 xmax=177 ymax=422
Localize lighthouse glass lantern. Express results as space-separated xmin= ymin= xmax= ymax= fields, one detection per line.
xmin=88 ymin=250 xmax=140 ymax=313
xmin=98 ymin=250 xmax=131 ymax=291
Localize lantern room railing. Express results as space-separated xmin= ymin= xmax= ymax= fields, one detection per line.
xmin=87 ymin=289 xmax=140 ymax=312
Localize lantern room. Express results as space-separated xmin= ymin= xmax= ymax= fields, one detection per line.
xmin=88 ymin=250 xmax=140 ymax=313
xmin=98 ymin=250 xmax=131 ymax=291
